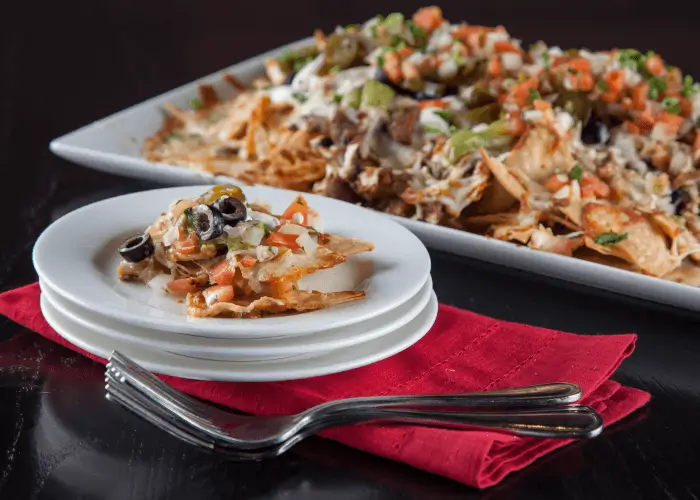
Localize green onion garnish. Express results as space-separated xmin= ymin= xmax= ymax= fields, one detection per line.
xmin=569 ymin=164 xmax=583 ymax=182
xmin=662 ymin=97 xmax=681 ymax=114
xmin=594 ymin=232 xmax=628 ymax=246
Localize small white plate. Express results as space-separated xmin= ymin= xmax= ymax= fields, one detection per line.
xmin=39 ymin=276 xmax=433 ymax=361
xmin=40 ymin=290 xmax=438 ymax=381
xmin=33 ymin=185 xmax=431 ymax=338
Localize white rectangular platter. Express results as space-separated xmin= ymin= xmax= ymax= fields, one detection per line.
xmin=49 ymin=38 xmax=700 ymax=313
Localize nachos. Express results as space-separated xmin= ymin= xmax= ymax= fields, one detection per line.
xmin=116 ymin=186 xmax=374 ymax=318
xmin=144 ymin=6 xmax=700 ymax=283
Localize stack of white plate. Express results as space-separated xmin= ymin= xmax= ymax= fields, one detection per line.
xmin=33 ymin=185 xmax=436 ymax=381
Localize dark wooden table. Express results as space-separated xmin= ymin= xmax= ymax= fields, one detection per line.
xmin=2 ymin=1 xmax=700 ymax=498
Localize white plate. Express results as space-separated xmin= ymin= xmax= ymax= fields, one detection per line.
xmin=39 ymin=275 xmax=433 ymax=361
xmin=33 ymin=185 xmax=430 ymax=337
xmin=48 ymin=38 xmax=700 ymax=314
xmin=40 ymin=290 xmax=438 ymax=381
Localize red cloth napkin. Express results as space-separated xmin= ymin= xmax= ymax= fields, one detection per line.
xmin=0 ymin=283 xmax=649 ymax=488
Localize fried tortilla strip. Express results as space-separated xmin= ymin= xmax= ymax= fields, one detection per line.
xmin=663 ymin=262 xmax=700 ymax=286
xmin=648 ymin=212 xmax=700 ymax=263
xmin=246 ymin=249 xmax=347 ymax=283
xmin=318 ymin=234 xmax=375 ymax=256
xmin=480 ymin=149 xmax=527 ymax=201
xmin=244 ymin=234 xmax=373 ymax=283
xmin=504 ymin=122 xmax=574 ymax=183
xmin=528 ymin=226 xmax=584 ymax=257
xmin=582 ymin=203 xmax=679 ymax=277
xmin=186 ymin=289 xmax=365 ymax=318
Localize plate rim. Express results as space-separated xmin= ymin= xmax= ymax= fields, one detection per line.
xmin=39 ymin=275 xmax=433 ymax=356
xmin=40 ymin=291 xmax=438 ymax=382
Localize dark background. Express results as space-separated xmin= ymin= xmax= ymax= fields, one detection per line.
xmin=1 ymin=1 xmax=700 ymax=498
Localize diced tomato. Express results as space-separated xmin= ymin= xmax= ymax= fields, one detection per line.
xmin=238 ymin=255 xmax=258 ymax=268
xmin=397 ymin=47 xmax=414 ymax=59
xmin=600 ymin=91 xmax=620 ymax=103
xmin=567 ymin=71 xmax=594 ymax=91
xmin=533 ymin=99 xmax=551 ymax=111
xmin=487 ymin=57 xmax=502 ymax=78
xmin=202 ymin=285 xmax=234 ymax=305
xmin=645 ymin=55 xmax=665 ymax=76
xmin=417 ymin=99 xmax=450 ymax=109
xmin=580 ymin=174 xmax=611 ymax=199
xmin=266 ymin=232 xmax=301 ymax=250
xmin=623 ymin=120 xmax=642 ymax=134
xmin=657 ymin=111 xmax=685 ymax=136
xmin=209 ymin=259 xmax=236 ymax=285
xmin=580 ymin=73 xmax=595 ymax=91
xmin=508 ymin=77 xmax=538 ymax=107
xmin=554 ymin=57 xmax=591 ymax=73
xmin=412 ymin=6 xmax=444 ymax=33
xmin=606 ymin=70 xmax=625 ymax=93
xmin=382 ymin=51 xmax=402 ymax=83
xmin=506 ymin=111 xmax=526 ymax=136
xmin=280 ymin=195 xmax=309 ymax=224
xmin=452 ymin=25 xmax=491 ymax=42
xmin=631 ymin=82 xmax=648 ymax=111
xmin=634 ymin=111 xmax=655 ymax=133
xmin=544 ymin=174 xmax=569 ymax=193
xmin=679 ymin=97 xmax=693 ymax=118
xmin=178 ymin=233 xmax=199 ymax=254
xmin=494 ymin=41 xmax=521 ymax=54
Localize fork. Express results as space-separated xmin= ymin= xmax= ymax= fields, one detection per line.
xmin=106 ymin=381 xmax=601 ymax=461
xmin=106 ymin=351 xmax=603 ymax=448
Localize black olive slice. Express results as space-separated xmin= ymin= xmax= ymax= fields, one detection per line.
xmin=118 ymin=233 xmax=155 ymax=263
xmin=211 ymin=196 xmax=247 ymax=225
xmin=186 ymin=205 xmax=225 ymax=241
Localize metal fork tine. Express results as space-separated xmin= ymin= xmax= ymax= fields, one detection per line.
xmin=106 ymin=382 xmax=215 ymax=451
xmin=105 ymin=376 xmax=286 ymax=461
xmin=107 ymin=355 xmax=214 ymax=430
xmin=105 ymin=370 xmax=205 ymax=437
xmin=109 ymin=352 xmax=207 ymax=412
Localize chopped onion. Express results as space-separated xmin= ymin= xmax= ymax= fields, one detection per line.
xmin=224 ymin=222 xmax=248 ymax=238
xmin=249 ymin=210 xmax=280 ymax=228
xmin=147 ymin=274 xmax=172 ymax=294
xmin=256 ymin=245 xmax=279 ymax=262
xmin=279 ymin=224 xmax=306 ymax=235
xmin=501 ymin=52 xmax=523 ymax=71
xmin=161 ymin=224 xmax=180 ymax=246
xmin=296 ymin=230 xmax=318 ymax=254
xmin=242 ymin=225 xmax=265 ymax=246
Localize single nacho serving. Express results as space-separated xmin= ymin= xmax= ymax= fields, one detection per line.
xmin=116 ymin=185 xmax=374 ymax=318
xmin=145 ymin=6 xmax=700 ymax=284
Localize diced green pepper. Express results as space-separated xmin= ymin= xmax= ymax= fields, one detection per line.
xmin=361 ymin=79 xmax=396 ymax=109
xmin=383 ymin=13 xmax=404 ymax=34
xmin=343 ymin=88 xmax=362 ymax=109
xmin=449 ymin=120 xmax=509 ymax=162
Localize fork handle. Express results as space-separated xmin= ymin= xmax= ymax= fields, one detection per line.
xmin=304 ymin=383 xmax=582 ymax=419
xmin=310 ymin=405 xmax=603 ymax=439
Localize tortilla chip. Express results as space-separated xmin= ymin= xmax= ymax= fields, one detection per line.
xmin=318 ymin=234 xmax=375 ymax=256
xmin=187 ymin=289 xmax=365 ymax=318
xmin=582 ymin=203 xmax=679 ymax=277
